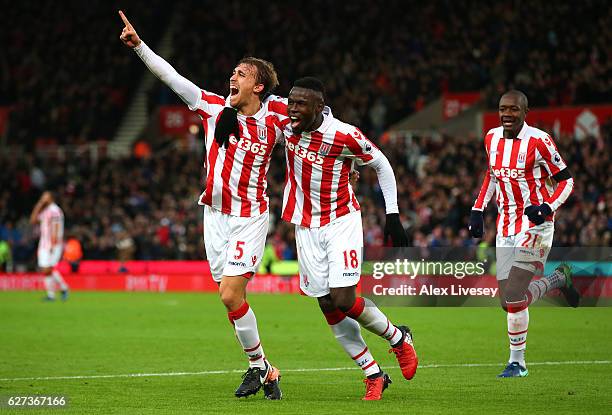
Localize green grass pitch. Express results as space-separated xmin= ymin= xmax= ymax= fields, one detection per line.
xmin=1 ymin=291 xmax=611 ymax=414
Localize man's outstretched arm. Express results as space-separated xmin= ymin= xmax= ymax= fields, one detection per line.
xmin=118 ymin=10 xmax=200 ymax=109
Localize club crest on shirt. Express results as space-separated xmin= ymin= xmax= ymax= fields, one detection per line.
xmin=518 ymin=152 xmax=526 ymax=163
xmin=351 ymin=129 xmax=365 ymax=140
xmin=257 ymin=126 xmax=268 ymax=142
xmin=319 ymin=143 xmax=332 ymax=156
xmin=543 ymin=135 xmax=553 ymax=147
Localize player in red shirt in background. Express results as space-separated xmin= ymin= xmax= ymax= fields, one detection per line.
xmin=119 ymin=11 xmax=286 ymax=399
xmin=469 ymin=90 xmax=580 ymax=378
xmin=283 ymin=77 xmax=418 ymax=400
xmin=30 ymin=191 xmax=69 ymax=301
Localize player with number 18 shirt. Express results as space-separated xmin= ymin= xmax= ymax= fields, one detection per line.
xmin=282 ymin=77 xmax=418 ymax=401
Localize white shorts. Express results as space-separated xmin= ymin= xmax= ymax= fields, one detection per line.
xmin=496 ymin=222 xmax=554 ymax=281
xmin=38 ymin=246 xmax=63 ymax=268
xmin=203 ymin=205 xmax=268 ymax=282
xmin=295 ymin=211 xmax=363 ymax=297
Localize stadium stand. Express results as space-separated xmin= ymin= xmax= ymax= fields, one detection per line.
xmin=1 ymin=0 xmax=168 ymax=147
xmin=161 ymin=0 xmax=611 ymax=136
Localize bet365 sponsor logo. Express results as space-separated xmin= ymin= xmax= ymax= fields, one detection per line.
xmin=493 ymin=167 xmax=525 ymax=179
xmin=286 ymin=141 xmax=324 ymax=165
xmin=229 ymin=136 xmax=268 ymax=156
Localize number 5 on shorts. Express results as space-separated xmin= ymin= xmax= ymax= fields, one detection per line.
xmin=234 ymin=241 xmax=245 ymax=259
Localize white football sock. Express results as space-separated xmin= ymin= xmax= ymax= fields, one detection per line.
xmin=52 ymin=270 xmax=68 ymax=291
xmin=229 ymin=302 xmax=266 ymax=369
xmin=507 ymin=301 xmax=529 ymax=367
xmin=527 ymin=268 xmax=566 ymax=304
xmin=510 ymin=349 xmax=525 ymax=366
xmin=346 ymin=297 xmax=403 ymax=346
xmin=325 ymin=309 xmax=381 ymax=377
xmin=44 ymin=276 xmax=55 ymax=299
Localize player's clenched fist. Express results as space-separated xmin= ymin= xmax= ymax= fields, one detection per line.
xmin=118 ymin=10 xmax=141 ymax=48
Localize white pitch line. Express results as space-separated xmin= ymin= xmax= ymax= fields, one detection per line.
xmin=1 ymin=360 xmax=610 ymax=382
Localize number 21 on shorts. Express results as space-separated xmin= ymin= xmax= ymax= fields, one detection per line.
xmin=343 ymin=249 xmax=359 ymax=269
xmin=521 ymin=231 xmax=539 ymax=248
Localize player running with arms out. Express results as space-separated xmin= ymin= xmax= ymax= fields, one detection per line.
xmin=30 ymin=191 xmax=69 ymax=301
xmin=468 ymin=90 xmax=580 ymax=378
xmin=283 ymin=77 xmax=418 ymax=401
xmin=119 ymin=11 xmax=286 ymax=399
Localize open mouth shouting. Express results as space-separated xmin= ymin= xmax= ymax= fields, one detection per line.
xmin=290 ymin=115 xmax=302 ymax=130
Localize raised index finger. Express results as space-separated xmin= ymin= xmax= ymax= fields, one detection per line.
xmin=118 ymin=10 xmax=132 ymax=28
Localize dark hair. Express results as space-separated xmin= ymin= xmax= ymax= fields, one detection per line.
xmin=238 ymin=57 xmax=279 ymax=97
xmin=293 ymin=77 xmax=326 ymax=98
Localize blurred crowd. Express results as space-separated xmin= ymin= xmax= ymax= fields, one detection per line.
xmin=157 ymin=0 xmax=611 ymax=137
xmin=1 ymin=121 xmax=609 ymax=269
xmin=1 ymin=0 xmax=167 ymax=147
xmin=0 ymin=146 xmax=205 ymax=269
xmin=2 ymin=0 xmax=609 ymax=147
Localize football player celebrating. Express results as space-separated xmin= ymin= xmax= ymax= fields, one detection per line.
xmin=119 ymin=10 xmax=286 ymax=399
xmin=282 ymin=77 xmax=418 ymax=400
xmin=469 ymin=90 xmax=579 ymax=377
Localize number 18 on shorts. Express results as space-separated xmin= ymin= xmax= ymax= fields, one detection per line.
xmin=295 ymin=211 xmax=363 ymax=297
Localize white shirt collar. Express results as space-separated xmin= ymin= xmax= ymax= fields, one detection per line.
xmin=313 ymin=106 xmax=334 ymax=134
xmin=516 ymin=122 xmax=529 ymax=140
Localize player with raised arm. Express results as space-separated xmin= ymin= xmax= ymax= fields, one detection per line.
xmin=119 ymin=11 xmax=287 ymax=399
xmin=468 ymin=90 xmax=579 ymax=378
xmin=30 ymin=191 xmax=68 ymax=301
xmin=282 ymin=77 xmax=418 ymax=401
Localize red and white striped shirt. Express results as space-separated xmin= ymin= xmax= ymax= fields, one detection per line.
xmin=133 ymin=42 xmax=289 ymax=217
xmin=282 ymin=112 xmax=383 ymax=228
xmin=193 ymin=93 xmax=288 ymax=217
xmin=473 ymin=123 xmax=574 ymax=237
xmin=38 ymin=203 xmax=64 ymax=251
